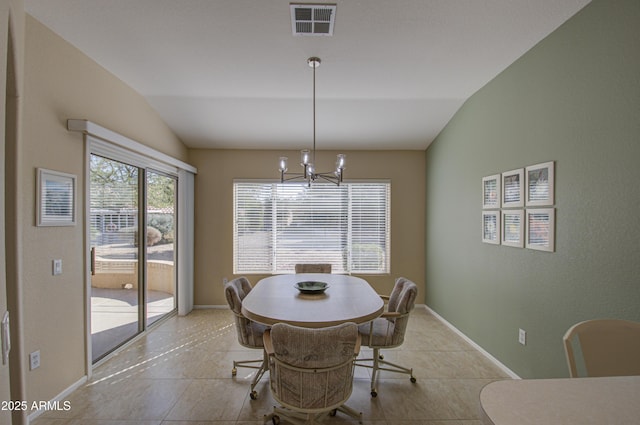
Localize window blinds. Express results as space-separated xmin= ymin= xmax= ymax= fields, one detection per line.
xmin=234 ymin=181 xmax=390 ymax=274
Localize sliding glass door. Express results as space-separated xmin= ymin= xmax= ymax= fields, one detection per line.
xmin=146 ymin=171 xmax=176 ymax=326
xmin=90 ymin=155 xmax=141 ymax=362
xmin=89 ymin=154 xmax=177 ymax=362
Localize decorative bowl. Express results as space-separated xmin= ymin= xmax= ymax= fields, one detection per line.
xmin=294 ymin=281 xmax=329 ymax=294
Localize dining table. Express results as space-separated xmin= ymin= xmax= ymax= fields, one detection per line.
xmin=241 ymin=273 xmax=384 ymax=328
xmin=479 ymin=375 xmax=640 ymax=425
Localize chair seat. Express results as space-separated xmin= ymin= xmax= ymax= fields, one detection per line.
xmin=358 ymin=319 xmax=398 ymax=347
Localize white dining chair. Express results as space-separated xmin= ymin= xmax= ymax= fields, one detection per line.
xmin=563 ymin=318 xmax=640 ymax=378
xmin=263 ymin=321 xmax=363 ymax=425
xmin=356 ymin=277 xmax=418 ymax=397
xmin=224 ymin=276 xmax=269 ymax=400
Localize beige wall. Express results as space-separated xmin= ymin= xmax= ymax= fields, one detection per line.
xmin=190 ymin=149 xmax=426 ymax=306
xmin=20 ymin=15 xmax=187 ymax=407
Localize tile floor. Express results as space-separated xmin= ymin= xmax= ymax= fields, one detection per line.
xmin=33 ymin=307 xmax=511 ymax=425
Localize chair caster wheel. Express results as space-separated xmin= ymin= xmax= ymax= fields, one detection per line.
xmin=330 ymin=409 xmax=337 ymax=416
xmin=371 ymin=389 xmax=378 ymax=397
xmin=271 ymin=415 xmax=280 ymax=425
xmin=250 ymin=390 xmax=258 ymax=400
xmin=410 ymin=377 xmax=417 ymax=383
xmin=231 ymin=367 xmax=237 ymax=376
xmin=379 ymin=354 xmax=384 ymax=360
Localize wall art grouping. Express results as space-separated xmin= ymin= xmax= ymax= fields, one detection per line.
xmin=482 ymin=161 xmax=554 ymax=252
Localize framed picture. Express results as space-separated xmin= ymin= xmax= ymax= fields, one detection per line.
xmin=482 ymin=174 xmax=501 ymax=209
xmin=482 ymin=210 xmax=500 ymax=245
xmin=502 ymin=168 xmax=524 ymax=208
xmin=37 ymin=168 xmax=76 ymax=226
xmin=501 ymin=210 xmax=524 ymax=248
xmin=526 ymin=208 xmax=555 ymax=252
xmin=526 ymin=161 xmax=554 ymax=206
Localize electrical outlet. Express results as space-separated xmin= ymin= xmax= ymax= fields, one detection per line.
xmin=30 ymin=350 xmax=41 ymax=370
xmin=518 ymin=328 xmax=527 ymax=346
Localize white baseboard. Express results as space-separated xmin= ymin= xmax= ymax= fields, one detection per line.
xmin=194 ymin=304 xmax=228 ymax=309
xmin=27 ymin=375 xmax=87 ymax=424
xmin=420 ymin=305 xmax=520 ymax=379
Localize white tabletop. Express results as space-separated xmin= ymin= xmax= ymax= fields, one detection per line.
xmin=241 ymin=273 xmax=384 ymax=328
xmin=480 ymin=376 xmax=640 ymax=425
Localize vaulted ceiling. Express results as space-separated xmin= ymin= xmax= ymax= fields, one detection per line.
xmin=25 ymin=0 xmax=591 ymax=150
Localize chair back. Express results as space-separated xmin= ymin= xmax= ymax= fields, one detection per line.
xmin=224 ymin=277 xmax=264 ymax=348
xmin=385 ymin=277 xmax=418 ymax=346
xmin=563 ymin=319 xmax=640 ymax=378
xmin=295 ymin=263 xmax=332 ymax=273
xmin=266 ymin=322 xmax=360 ymax=412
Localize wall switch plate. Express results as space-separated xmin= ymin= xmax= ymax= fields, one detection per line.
xmin=53 ymin=259 xmax=63 ymax=276
xmin=518 ymin=328 xmax=527 ymax=345
xmin=30 ymin=350 xmax=41 ymax=370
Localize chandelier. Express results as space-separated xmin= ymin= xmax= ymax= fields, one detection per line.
xmin=278 ymin=57 xmax=346 ymax=186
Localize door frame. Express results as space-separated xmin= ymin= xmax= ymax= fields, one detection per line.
xmin=80 ymin=127 xmax=195 ymax=373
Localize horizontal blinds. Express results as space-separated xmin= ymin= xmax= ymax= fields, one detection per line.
xmin=234 ymin=181 xmax=390 ymax=274
xmin=234 ymin=183 xmax=274 ymax=274
xmin=349 ymin=183 xmax=390 ymax=273
xmin=274 ymin=184 xmax=348 ymax=273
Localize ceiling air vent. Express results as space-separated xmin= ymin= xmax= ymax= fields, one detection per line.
xmin=290 ymin=4 xmax=336 ymax=36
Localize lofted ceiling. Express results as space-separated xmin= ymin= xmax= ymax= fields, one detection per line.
xmin=25 ymin=0 xmax=591 ymax=151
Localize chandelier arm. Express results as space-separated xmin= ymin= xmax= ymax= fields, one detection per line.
xmin=315 ymin=173 xmax=341 ymax=185
xmin=280 ymin=173 xmax=306 ymax=182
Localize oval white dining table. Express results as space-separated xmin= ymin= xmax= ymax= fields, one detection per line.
xmin=241 ymin=273 xmax=384 ymax=328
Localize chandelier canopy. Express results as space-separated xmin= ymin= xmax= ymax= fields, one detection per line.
xmin=278 ymin=57 xmax=346 ymax=186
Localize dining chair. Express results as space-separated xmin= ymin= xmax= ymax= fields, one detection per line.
xmin=294 ymin=263 xmax=332 ymax=273
xmin=356 ymin=277 xmax=418 ymax=397
xmin=224 ymin=276 xmax=269 ymax=400
xmin=563 ymin=318 xmax=640 ymax=378
xmin=263 ymin=322 xmax=363 ymax=425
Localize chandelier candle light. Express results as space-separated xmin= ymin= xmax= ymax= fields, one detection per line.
xmin=278 ymin=57 xmax=346 ymax=186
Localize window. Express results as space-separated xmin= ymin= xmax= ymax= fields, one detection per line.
xmin=234 ymin=181 xmax=390 ymax=274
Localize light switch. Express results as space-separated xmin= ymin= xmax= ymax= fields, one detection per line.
xmin=53 ymin=259 xmax=63 ymax=276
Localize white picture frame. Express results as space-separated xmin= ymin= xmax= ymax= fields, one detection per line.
xmin=501 ymin=209 xmax=524 ymax=248
xmin=502 ymin=168 xmax=524 ymax=208
xmin=482 ymin=174 xmax=501 ymax=209
xmin=526 ymin=161 xmax=554 ymax=206
xmin=482 ymin=210 xmax=500 ymax=245
xmin=37 ymin=168 xmax=76 ymax=226
xmin=526 ymin=208 xmax=555 ymax=252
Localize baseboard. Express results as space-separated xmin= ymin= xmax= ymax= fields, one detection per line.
xmin=420 ymin=305 xmax=521 ymax=379
xmin=27 ymin=375 xmax=87 ymax=424
xmin=194 ymin=304 xmax=228 ymax=309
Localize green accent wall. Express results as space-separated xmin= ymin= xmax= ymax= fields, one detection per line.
xmin=425 ymin=0 xmax=640 ymax=379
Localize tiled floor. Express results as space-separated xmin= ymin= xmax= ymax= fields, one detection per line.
xmin=33 ymin=307 xmax=511 ymax=425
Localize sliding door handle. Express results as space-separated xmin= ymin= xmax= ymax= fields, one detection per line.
xmin=90 ymin=247 xmax=96 ymax=276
